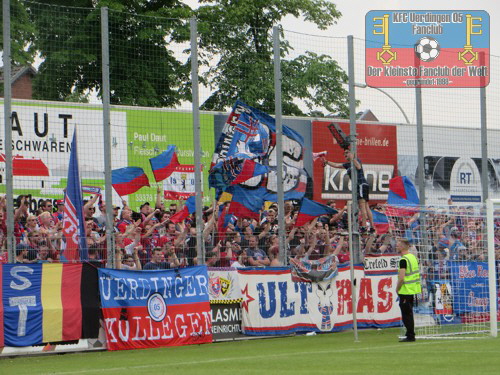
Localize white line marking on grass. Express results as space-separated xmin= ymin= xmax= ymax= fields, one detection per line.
xmin=42 ymin=340 xmax=471 ymax=375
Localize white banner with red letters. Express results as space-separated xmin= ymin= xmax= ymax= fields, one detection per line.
xmin=238 ymin=265 xmax=400 ymax=335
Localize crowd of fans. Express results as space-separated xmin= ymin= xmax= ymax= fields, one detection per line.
xmin=1 ymin=191 xmax=499 ymax=273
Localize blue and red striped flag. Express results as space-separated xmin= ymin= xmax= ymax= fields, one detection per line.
xmin=217 ymin=203 xmax=236 ymax=241
xmin=112 ymin=167 xmax=150 ymax=196
xmin=231 ymin=159 xmax=269 ymax=185
xmin=61 ymin=131 xmax=88 ymax=262
xmin=170 ymin=196 xmax=196 ymax=223
xmin=209 ymin=157 xmax=270 ymax=190
xmin=295 ymin=198 xmax=337 ymax=227
xmin=387 ymin=176 xmax=420 ymax=216
xmin=227 ymin=185 xmax=264 ymax=221
xmin=372 ymin=210 xmax=390 ymax=234
xmin=149 ymin=145 xmax=180 ymax=182
xmin=388 ymin=176 xmax=419 ymax=206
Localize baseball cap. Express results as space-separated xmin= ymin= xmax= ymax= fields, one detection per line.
xmin=140 ymin=202 xmax=150 ymax=209
xmin=56 ymin=200 xmax=64 ymax=205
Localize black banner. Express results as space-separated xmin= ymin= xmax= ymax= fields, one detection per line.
xmin=210 ymin=304 xmax=243 ymax=341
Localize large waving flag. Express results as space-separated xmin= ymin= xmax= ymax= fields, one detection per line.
xmin=112 ymin=167 xmax=150 ymax=196
xmin=295 ymin=198 xmax=337 ymax=227
xmin=372 ymin=210 xmax=390 ymax=234
xmin=388 ymin=176 xmax=419 ymax=206
xmin=227 ymin=185 xmax=264 ymax=221
xmin=149 ymin=145 xmax=180 ymax=182
xmin=61 ymin=131 xmax=88 ymax=262
xmin=387 ymin=176 xmax=419 ymax=216
xmin=210 ymin=100 xmax=308 ymax=201
xmin=170 ymin=196 xmax=196 ymax=223
xmin=209 ymin=157 xmax=270 ymax=190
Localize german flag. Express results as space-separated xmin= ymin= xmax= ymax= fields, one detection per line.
xmin=0 ymin=263 xmax=99 ymax=347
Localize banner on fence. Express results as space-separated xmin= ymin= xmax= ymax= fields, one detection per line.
xmin=432 ymin=281 xmax=453 ymax=315
xmin=98 ymin=266 xmax=212 ymax=351
xmin=237 ymin=266 xmax=400 ymax=335
xmin=0 ymin=263 xmax=100 ymax=348
xmin=210 ymin=303 xmax=243 ymax=340
xmin=450 ymin=261 xmax=490 ymax=314
xmin=207 ymin=268 xmax=242 ymax=304
xmin=363 ymin=254 xmax=400 ymax=276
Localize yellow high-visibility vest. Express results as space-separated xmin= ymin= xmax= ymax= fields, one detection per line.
xmin=399 ymin=253 xmax=422 ymax=295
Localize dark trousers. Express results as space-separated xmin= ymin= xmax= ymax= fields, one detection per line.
xmin=398 ymin=294 xmax=415 ymax=340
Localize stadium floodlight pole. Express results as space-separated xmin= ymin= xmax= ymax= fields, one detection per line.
xmin=354 ymin=83 xmax=410 ymax=125
xmin=347 ymin=202 xmax=359 ymax=342
xmin=3 ymin=0 xmax=15 ymax=263
xmin=273 ymin=25 xmax=286 ymax=265
xmin=486 ymin=199 xmax=498 ymax=338
xmin=101 ymin=6 xmax=115 ymax=268
xmin=347 ymin=35 xmax=361 ymax=264
xmin=191 ymin=17 xmax=205 ymax=265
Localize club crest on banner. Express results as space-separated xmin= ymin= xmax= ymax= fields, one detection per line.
xmin=315 ymin=281 xmax=335 ymax=331
xmin=209 ymin=276 xmax=221 ymax=297
xmin=220 ymin=277 xmax=231 ymax=297
xmin=147 ymin=293 xmax=167 ymax=322
xmin=207 ymin=269 xmax=243 ymax=304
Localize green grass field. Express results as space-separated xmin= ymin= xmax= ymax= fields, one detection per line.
xmin=1 ymin=329 xmax=499 ymax=375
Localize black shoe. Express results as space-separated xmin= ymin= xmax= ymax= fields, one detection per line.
xmin=399 ymin=338 xmax=416 ymax=342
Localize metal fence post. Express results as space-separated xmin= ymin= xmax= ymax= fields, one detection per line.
xmin=415 ymin=88 xmax=425 ymax=206
xmin=190 ymin=17 xmax=204 ymax=265
xmin=101 ymin=7 xmax=115 ymax=268
xmin=273 ymin=26 xmax=286 ymax=265
xmin=347 ymin=35 xmax=360 ymax=264
xmin=480 ymin=57 xmax=488 ymax=202
xmin=3 ymin=0 xmax=15 ymax=263
xmin=347 ymin=202 xmax=359 ymax=342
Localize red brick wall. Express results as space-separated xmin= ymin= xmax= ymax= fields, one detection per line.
xmin=12 ymin=74 xmax=33 ymax=99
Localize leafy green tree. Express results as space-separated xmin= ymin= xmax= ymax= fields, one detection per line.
xmin=27 ymin=0 xmax=192 ymax=106
xmin=0 ymin=0 xmax=36 ymax=65
xmin=196 ymin=0 xmax=350 ymax=116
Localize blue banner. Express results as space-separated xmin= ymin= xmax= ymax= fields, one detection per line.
xmin=98 ymin=266 xmax=213 ymax=350
xmin=2 ymin=265 xmax=43 ymax=346
xmin=450 ymin=262 xmax=490 ymax=314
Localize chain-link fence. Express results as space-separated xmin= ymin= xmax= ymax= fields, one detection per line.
xmin=1 ymin=1 xmax=499 ymax=276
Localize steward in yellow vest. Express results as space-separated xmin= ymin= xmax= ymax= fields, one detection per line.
xmin=396 ymin=238 xmax=421 ymax=342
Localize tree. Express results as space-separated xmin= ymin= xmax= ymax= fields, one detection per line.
xmin=27 ymin=0 xmax=192 ymax=106
xmin=195 ymin=0 xmax=350 ymax=116
xmin=0 ymin=0 xmax=36 ymax=66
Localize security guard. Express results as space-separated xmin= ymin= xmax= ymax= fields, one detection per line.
xmin=396 ymin=238 xmax=421 ymax=342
